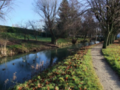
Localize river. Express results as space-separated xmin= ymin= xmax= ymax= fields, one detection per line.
xmin=0 ymin=41 xmax=99 ymax=90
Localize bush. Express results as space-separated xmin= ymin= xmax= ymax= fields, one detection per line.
xmin=7 ymin=27 xmax=16 ymax=33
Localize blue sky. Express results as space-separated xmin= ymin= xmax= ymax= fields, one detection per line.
xmin=0 ymin=0 xmax=63 ymax=28
xmin=0 ymin=0 xmax=85 ymax=28
xmin=0 ymin=0 xmax=43 ymax=27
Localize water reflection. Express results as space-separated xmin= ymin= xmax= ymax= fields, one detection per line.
xmin=0 ymin=41 xmax=99 ymax=90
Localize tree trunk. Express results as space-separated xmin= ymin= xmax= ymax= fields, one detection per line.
xmin=112 ymin=35 xmax=115 ymax=43
xmin=115 ymin=35 xmax=117 ymax=40
xmin=109 ymin=35 xmax=112 ymax=44
xmin=27 ymin=37 xmax=29 ymax=41
xmin=51 ymin=35 xmax=57 ymax=45
xmin=24 ymin=34 xmax=26 ymax=41
xmin=84 ymin=34 xmax=87 ymax=41
xmin=23 ymin=35 xmax=25 ymax=40
xmin=107 ymin=35 xmax=111 ymax=45
xmin=110 ymin=34 xmax=114 ymax=44
xmin=72 ymin=38 xmax=78 ymax=45
xmin=95 ymin=34 xmax=97 ymax=44
xmin=35 ymin=36 xmax=37 ymax=41
xmin=27 ymin=35 xmax=30 ymax=41
xmin=103 ymin=32 xmax=110 ymax=48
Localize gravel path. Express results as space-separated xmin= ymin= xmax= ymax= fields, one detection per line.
xmin=91 ymin=44 xmax=120 ymax=90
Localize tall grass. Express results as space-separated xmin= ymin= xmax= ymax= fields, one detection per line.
xmin=0 ymin=38 xmax=8 ymax=57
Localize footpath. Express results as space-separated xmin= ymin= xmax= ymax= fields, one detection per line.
xmin=91 ymin=44 xmax=120 ymax=90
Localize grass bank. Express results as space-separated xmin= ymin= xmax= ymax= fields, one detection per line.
xmin=0 ymin=40 xmax=56 ymax=58
xmin=0 ymin=32 xmax=88 ymax=58
xmin=102 ymin=43 xmax=120 ymax=76
xmin=9 ymin=45 xmax=103 ymax=90
xmin=0 ymin=32 xmax=87 ymax=44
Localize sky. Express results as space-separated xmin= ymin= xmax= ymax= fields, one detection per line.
xmin=0 ymin=0 xmax=85 ymax=28
xmin=0 ymin=0 xmax=44 ymax=28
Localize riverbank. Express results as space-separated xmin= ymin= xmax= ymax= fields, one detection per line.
xmin=9 ymin=44 xmax=103 ymax=90
xmin=0 ymin=40 xmax=58 ymax=58
xmin=0 ymin=34 xmax=88 ymax=58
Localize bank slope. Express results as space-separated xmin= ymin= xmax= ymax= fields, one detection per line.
xmin=9 ymin=46 xmax=103 ymax=90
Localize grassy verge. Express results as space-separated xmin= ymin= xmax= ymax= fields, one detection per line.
xmin=0 ymin=32 xmax=89 ymax=57
xmin=56 ymin=38 xmax=89 ymax=48
xmin=9 ymin=46 xmax=103 ymax=90
xmin=102 ymin=44 xmax=120 ymax=75
xmin=7 ymin=43 xmax=49 ymax=53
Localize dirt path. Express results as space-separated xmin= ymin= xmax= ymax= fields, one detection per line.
xmin=91 ymin=44 xmax=120 ymax=90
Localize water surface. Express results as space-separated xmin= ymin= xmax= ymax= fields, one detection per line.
xmin=0 ymin=41 xmax=98 ymax=90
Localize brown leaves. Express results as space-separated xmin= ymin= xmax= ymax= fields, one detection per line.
xmin=37 ymin=83 xmax=42 ymax=89
xmin=29 ymin=80 xmax=32 ymax=83
xmin=65 ymin=77 xmax=68 ymax=80
xmin=17 ymin=86 xmax=23 ymax=90
xmin=47 ymin=86 xmax=50 ymax=90
xmin=46 ymin=81 xmax=49 ymax=84
xmin=66 ymin=66 xmax=70 ymax=69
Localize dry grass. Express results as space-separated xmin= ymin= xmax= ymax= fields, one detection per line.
xmin=0 ymin=38 xmax=8 ymax=57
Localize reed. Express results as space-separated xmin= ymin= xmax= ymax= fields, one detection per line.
xmin=0 ymin=38 xmax=8 ymax=57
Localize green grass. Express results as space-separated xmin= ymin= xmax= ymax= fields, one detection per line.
xmin=57 ymin=38 xmax=86 ymax=44
xmin=0 ymin=32 xmax=88 ymax=55
xmin=0 ymin=32 xmax=23 ymax=39
xmin=9 ymin=46 xmax=103 ymax=90
xmin=7 ymin=43 xmax=47 ymax=53
xmin=102 ymin=44 xmax=120 ymax=75
xmin=0 ymin=32 xmax=86 ymax=43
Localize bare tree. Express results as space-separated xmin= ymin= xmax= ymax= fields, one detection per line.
xmin=87 ymin=0 xmax=120 ymax=48
xmin=28 ymin=20 xmax=40 ymax=41
xmin=67 ymin=0 xmax=83 ymax=44
xmin=82 ymin=11 xmax=98 ymax=42
xmin=19 ymin=22 xmax=30 ymax=41
xmin=34 ymin=0 xmax=58 ymax=44
xmin=0 ymin=0 xmax=13 ymax=20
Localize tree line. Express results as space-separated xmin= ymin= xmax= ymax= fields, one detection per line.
xmin=87 ymin=0 xmax=120 ymax=48
xmin=1 ymin=0 xmax=120 ymax=48
xmin=34 ymin=0 xmax=100 ymax=44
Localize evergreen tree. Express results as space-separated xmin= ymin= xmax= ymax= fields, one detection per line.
xmin=57 ymin=0 xmax=70 ymax=38
xmin=68 ymin=0 xmax=82 ymax=44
